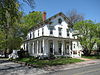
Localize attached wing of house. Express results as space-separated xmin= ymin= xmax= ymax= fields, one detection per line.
xmin=21 ymin=12 xmax=82 ymax=58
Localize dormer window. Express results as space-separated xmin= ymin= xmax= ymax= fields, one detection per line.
xmin=49 ymin=21 xmax=52 ymax=25
xmin=58 ymin=18 xmax=62 ymax=24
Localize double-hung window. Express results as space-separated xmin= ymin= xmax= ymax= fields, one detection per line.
xmin=30 ymin=32 xmax=31 ymax=39
xmin=42 ymin=28 xmax=44 ymax=35
xmin=58 ymin=28 xmax=62 ymax=36
xmin=50 ymin=28 xmax=53 ymax=35
xmin=38 ymin=30 xmax=39 ymax=36
xmin=67 ymin=29 xmax=70 ymax=37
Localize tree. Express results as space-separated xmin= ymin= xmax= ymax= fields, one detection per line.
xmin=67 ymin=9 xmax=84 ymax=25
xmin=74 ymin=20 xmax=97 ymax=56
xmin=20 ymin=11 xmax=42 ymax=39
xmin=96 ymin=23 xmax=100 ymax=53
xmin=0 ymin=0 xmax=35 ymax=57
xmin=0 ymin=0 xmax=21 ymax=56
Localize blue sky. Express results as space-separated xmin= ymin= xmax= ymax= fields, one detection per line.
xmin=22 ymin=0 xmax=100 ymax=23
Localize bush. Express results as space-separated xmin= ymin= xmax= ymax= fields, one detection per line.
xmin=48 ymin=53 xmax=55 ymax=59
xmin=17 ymin=49 xmax=29 ymax=58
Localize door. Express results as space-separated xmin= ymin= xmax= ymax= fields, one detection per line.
xmin=49 ymin=40 xmax=53 ymax=54
xmin=58 ymin=42 xmax=62 ymax=55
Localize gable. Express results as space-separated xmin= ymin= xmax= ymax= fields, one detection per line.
xmin=29 ymin=12 xmax=72 ymax=31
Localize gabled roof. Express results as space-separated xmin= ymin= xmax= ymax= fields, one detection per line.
xmin=29 ymin=12 xmax=72 ymax=31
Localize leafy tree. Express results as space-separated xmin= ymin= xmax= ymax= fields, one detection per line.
xmin=0 ymin=0 xmax=35 ymax=56
xmin=96 ymin=23 xmax=100 ymax=53
xmin=20 ymin=11 xmax=42 ymax=39
xmin=74 ymin=20 xmax=97 ymax=55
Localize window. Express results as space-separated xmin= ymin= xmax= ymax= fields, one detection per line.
xmin=26 ymin=43 xmax=28 ymax=51
xmin=67 ymin=29 xmax=70 ymax=36
xmin=24 ymin=43 xmax=25 ymax=50
xmin=38 ymin=30 xmax=39 ymax=36
xmin=49 ymin=40 xmax=53 ymax=54
xmin=74 ymin=44 xmax=75 ymax=48
xmin=66 ymin=45 xmax=69 ymax=54
xmin=33 ymin=31 xmax=34 ymax=38
xmin=42 ymin=28 xmax=44 ymax=35
xmin=50 ymin=28 xmax=53 ymax=35
xmin=41 ymin=40 xmax=43 ymax=53
xmin=30 ymin=32 xmax=31 ymax=39
xmin=58 ymin=18 xmax=62 ymax=24
xmin=58 ymin=28 xmax=62 ymax=36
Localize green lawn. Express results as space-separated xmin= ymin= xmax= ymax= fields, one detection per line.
xmin=0 ymin=57 xmax=8 ymax=60
xmin=82 ymin=55 xmax=100 ymax=59
xmin=16 ymin=57 xmax=84 ymax=67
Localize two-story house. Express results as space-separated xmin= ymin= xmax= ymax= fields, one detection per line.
xmin=21 ymin=12 xmax=82 ymax=58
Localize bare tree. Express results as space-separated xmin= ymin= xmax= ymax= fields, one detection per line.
xmin=67 ymin=9 xmax=84 ymax=24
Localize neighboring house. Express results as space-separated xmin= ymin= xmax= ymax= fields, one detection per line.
xmin=21 ymin=12 xmax=82 ymax=58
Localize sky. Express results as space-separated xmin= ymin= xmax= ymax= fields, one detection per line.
xmin=22 ymin=0 xmax=100 ymax=23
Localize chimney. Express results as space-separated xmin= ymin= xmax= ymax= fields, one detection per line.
xmin=42 ymin=12 xmax=46 ymax=21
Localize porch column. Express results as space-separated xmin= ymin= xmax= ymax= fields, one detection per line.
xmin=40 ymin=40 xmax=41 ymax=53
xmin=28 ymin=42 xmax=30 ymax=53
xmin=37 ymin=40 xmax=39 ymax=54
xmin=69 ymin=43 xmax=71 ymax=55
xmin=42 ymin=39 xmax=45 ymax=55
xmin=53 ymin=40 xmax=55 ymax=55
xmin=62 ymin=40 xmax=64 ymax=55
xmin=72 ymin=50 xmax=73 ymax=58
xmin=32 ymin=42 xmax=34 ymax=54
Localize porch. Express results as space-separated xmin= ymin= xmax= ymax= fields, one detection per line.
xmin=22 ymin=36 xmax=81 ymax=58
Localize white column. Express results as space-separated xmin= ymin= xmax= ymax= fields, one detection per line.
xmin=40 ymin=40 xmax=41 ymax=53
xmin=72 ymin=51 xmax=73 ymax=58
xmin=53 ymin=40 xmax=55 ymax=55
xmin=28 ymin=42 xmax=30 ymax=53
xmin=37 ymin=40 xmax=38 ymax=55
xmin=69 ymin=41 xmax=72 ymax=57
xmin=32 ymin=42 xmax=34 ymax=54
xmin=62 ymin=40 xmax=64 ymax=55
xmin=42 ymin=39 xmax=45 ymax=55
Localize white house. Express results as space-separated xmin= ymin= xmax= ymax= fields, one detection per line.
xmin=21 ymin=12 xmax=82 ymax=58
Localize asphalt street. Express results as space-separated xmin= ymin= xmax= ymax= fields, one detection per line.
xmin=0 ymin=59 xmax=100 ymax=75
xmin=42 ymin=63 xmax=100 ymax=75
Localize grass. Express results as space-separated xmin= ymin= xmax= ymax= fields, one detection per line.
xmin=0 ymin=57 xmax=8 ymax=60
xmin=16 ymin=57 xmax=84 ymax=67
xmin=82 ymin=55 xmax=100 ymax=59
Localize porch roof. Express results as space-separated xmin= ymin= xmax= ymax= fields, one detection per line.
xmin=24 ymin=36 xmax=78 ymax=42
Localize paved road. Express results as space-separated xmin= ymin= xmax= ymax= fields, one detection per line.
xmin=0 ymin=59 xmax=47 ymax=75
xmin=0 ymin=59 xmax=100 ymax=75
xmin=42 ymin=63 xmax=100 ymax=75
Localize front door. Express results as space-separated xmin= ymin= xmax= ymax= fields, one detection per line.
xmin=58 ymin=42 xmax=62 ymax=55
xmin=49 ymin=40 xmax=53 ymax=54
